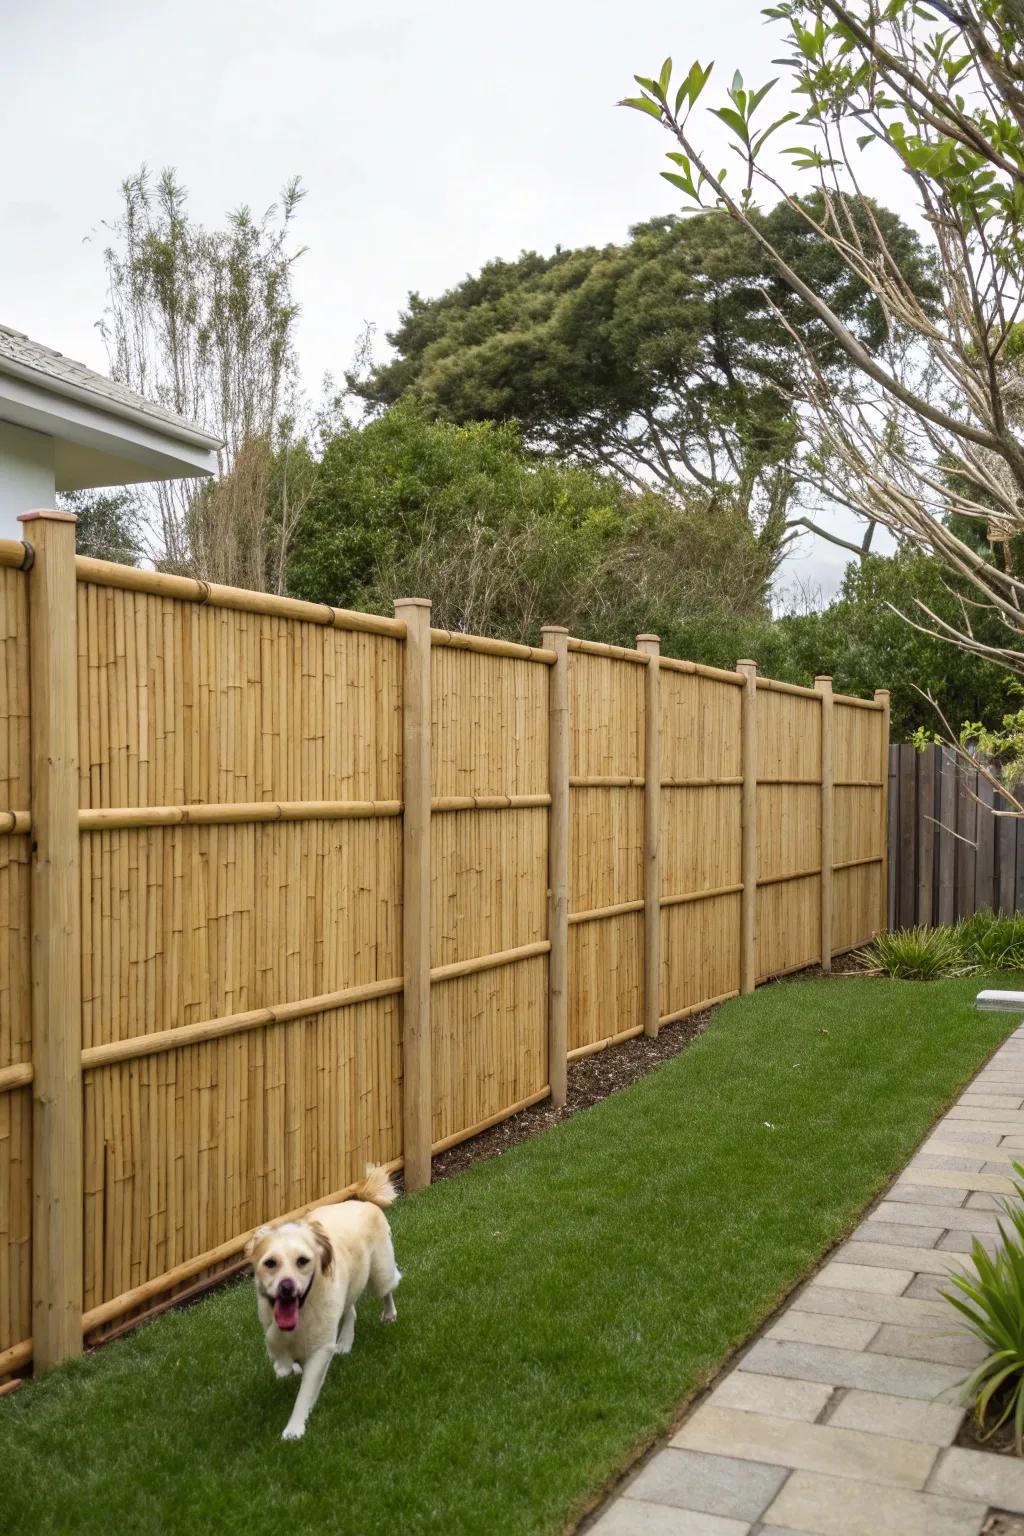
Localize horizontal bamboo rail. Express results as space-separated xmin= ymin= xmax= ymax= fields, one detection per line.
xmin=431 ymin=794 xmax=550 ymax=812
xmin=835 ymin=779 xmax=884 ymax=788
xmin=660 ymin=882 xmax=743 ymax=909
xmin=757 ymin=777 xmax=821 ymax=786
xmin=755 ymin=676 xmax=820 ymax=699
xmin=429 ymin=940 xmax=550 ymax=985
xmin=658 ymin=656 xmax=744 ymax=686
xmin=430 ymin=629 xmax=556 ymax=664
xmin=0 ymin=1063 xmax=32 ymax=1093
xmin=430 ymin=1088 xmax=551 ymax=1153
xmin=81 ymin=978 xmax=406 ymax=1070
xmin=570 ymin=775 xmax=644 ymax=788
xmin=0 ymin=810 xmax=30 ymax=835
xmin=662 ymin=776 xmax=742 ymax=789
xmin=568 ymin=899 xmax=644 ymax=925
xmin=567 ymin=638 xmax=650 ymax=664
xmin=0 ymin=539 xmax=30 ymax=570
xmin=78 ymin=799 xmax=402 ymax=831
xmin=661 ymin=988 xmax=740 ymax=1027
xmin=757 ymin=866 xmax=822 ymax=887
xmin=568 ymin=1024 xmax=644 ymax=1061
xmin=75 ymin=556 xmax=406 ymax=637
xmin=834 ymin=692 xmax=884 ymax=710
xmin=833 ymin=854 xmax=884 ymax=871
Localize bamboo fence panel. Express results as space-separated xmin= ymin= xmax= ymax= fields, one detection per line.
xmin=0 ymin=565 xmax=31 ymax=1363
xmin=568 ymin=652 xmax=645 ymax=1052
xmin=659 ymin=667 xmax=742 ymax=1020
xmin=429 ymin=649 xmax=549 ymax=1143
xmin=0 ymin=537 xmax=889 ymax=1376
xmin=756 ymin=687 xmax=822 ymax=980
xmin=832 ymin=701 xmax=887 ymax=951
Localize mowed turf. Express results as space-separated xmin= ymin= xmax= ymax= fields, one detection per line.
xmin=4 ymin=974 xmax=1019 ymax=1535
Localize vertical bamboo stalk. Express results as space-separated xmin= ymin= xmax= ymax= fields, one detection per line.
xmin=20 ymin=510 xmax=83 ymax=1371
xmin=636 ymin=635 xmax=660 ymax=1038
xmin=395 ymin=599 xmax=432 ymax=1189
xmin=874 ymin=687 xmax=891 ymax=935
xmin=815 ymin=675 xmax=833 ymax=973
xmin=737 ymin=660 xmax=758 ymax=995
xmin=541 ymin=626 xmax=569 ymax=1107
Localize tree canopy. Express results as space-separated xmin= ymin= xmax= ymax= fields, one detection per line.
xmin=624 ymin=2 xmax=1024 ymax=697
xmin=287 ymin=399 xmax=775 ymax=644
xmin=353 ymin=200 xmax=933 ymax=564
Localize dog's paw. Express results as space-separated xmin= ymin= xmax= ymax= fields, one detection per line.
xmin=281 ymin=1422 xmax=306 ymax=1441
xmin=273 ymin=1359 xmax=301 ymax=1378
xmin=380 ymin=1308 xmax=397 ymax=1324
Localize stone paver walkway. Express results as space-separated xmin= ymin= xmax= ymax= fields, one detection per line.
xmin=589 ymin=1023 xmax=1024 ymax=1536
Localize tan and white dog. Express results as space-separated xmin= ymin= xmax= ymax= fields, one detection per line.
xmin=245 ymin=1165 xmax=401 ymax=1440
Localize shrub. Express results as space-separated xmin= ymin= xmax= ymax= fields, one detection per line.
xmin=944 ymin=1164 xmax=1024 ymax=1452
xmin=958 ymin=911 xmax=1024 ymax=970
xmin=855 ymin=926 xmax=972 ymax=981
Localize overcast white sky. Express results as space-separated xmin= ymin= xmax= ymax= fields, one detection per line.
xmin=1 ymin=0 xmax=903 ymax=601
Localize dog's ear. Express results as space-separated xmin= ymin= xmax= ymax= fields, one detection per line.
xmin=308 ymin=1220 xmax=334 ymax=1276
xmin=244 ymin=1224 xmax=273 ymax=1262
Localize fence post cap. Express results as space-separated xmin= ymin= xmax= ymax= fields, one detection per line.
xmin=17 ymin=509 xmax=78 ymax=525
xmin=540 ymin=624 xmax=569 ymax=635
xmin=736 ymin=659 xmax=757 ymax=673
xmin=393 ymin=597 xmax=432 ymax=610
xmin=814 ymin=674 xmax=833 ymax=683
xmin=873 ymin=688 xmax=891 ymax=702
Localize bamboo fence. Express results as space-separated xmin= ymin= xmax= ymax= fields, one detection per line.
xmin=0 ymin=517 xmax=889 ymax=1378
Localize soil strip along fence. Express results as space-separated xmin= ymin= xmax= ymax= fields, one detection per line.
xmin=0 ymin=516 xmax=888 ymax=1376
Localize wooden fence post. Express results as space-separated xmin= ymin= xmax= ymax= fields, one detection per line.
xmin=20 ymin=510 xmax=83 ymax=1371
xmin=395 ymin=599 xmax=432 ymax=1190
xmin=815 ymin=675 xmax=833 ymax=973
xmin=637 ymin=635 xmax=661 ymax=1038
xmin=737 ymin=660 xmax=758 ymax=994
xmin=541 ymin=626 xmax=569 ymax=1107
xmin=874 ymin=688 xmax=891 ymax=935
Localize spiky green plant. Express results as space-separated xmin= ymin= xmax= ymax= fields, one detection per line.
xmin=958 ymin=912 xmax=1024 ymax=970
xmin=855 ymin=926 xmax=972 ymax=981
xmin=943 ymin=1163 xmax=1024 ymax=1452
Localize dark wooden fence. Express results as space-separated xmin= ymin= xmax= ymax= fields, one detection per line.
xmin=888 ymin=743 xmax=1024 ymax=927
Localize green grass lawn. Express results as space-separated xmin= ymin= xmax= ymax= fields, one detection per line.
xmin=4 ymin=973 xmax=1020 ymax=1535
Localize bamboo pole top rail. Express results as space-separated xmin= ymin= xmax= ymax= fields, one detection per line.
xmin=74 ymin=555 xmax=406 ymax=637
xmin=567 ymin=637 xmax=651 ymax=664
xmin=430 ymin=629 xmax=556 ymax=664
xmin=833 ymin=691 xmax=885 ymax=711
xmin=754 ymin=676 xmax=821 ymax=699
xmin=0 ymin=810 xmax=30 ymax=835
xmin=659 ymin=656 xmax=744 ymax=686
xmin=0 ymin=539 xmax=30 ymax=570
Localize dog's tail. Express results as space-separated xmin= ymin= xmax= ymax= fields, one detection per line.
xmin=354 ymin=1164 xmax=398 ymax=1209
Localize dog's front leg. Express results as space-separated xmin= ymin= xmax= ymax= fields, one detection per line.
xmin=281 ymin=1345 xmax=333 ymax=1441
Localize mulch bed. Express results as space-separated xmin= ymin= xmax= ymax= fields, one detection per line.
xmin=426 ymin=957 xmax=865 ymax=1186
xmin=430 ymin=1009 xmax=712 ymax=1184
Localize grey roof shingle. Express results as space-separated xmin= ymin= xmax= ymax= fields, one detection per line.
xmin=0 ymin=323 xmax=223 ymax=449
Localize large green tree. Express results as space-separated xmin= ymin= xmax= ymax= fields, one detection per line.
xmin=353 ymin=202 xmax=933 ymax=565
xmin=287 ymin=400 xmax=774 ymax=644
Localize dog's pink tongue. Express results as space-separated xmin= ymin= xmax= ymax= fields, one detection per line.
xmin=273 ymin=1296 xmax=300 ymax=1331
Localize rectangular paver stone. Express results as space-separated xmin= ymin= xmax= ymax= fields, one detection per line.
xmin=673 ymin=1405 xmax=937 ymax=1488
xmin=764 ymin=1470 xmax=985 ymax=1536
xmin=885 ymin=1184 xmax=969 ymax=1208
xmin=838 ymin=1240 xmax=961 ymax=1275
xmin=623 ymin=1449 xmax=786 ymax=1523
xmin=907 ymin=1154 xmax=987 ymax=1173
xmin=868 ymin=1322 xmax=985 ymax=1368
xmin=589 ymin=1498 xmax=751 ymax=1536
xmin=711 ymin=1371 xmax=833 ymax=1422
xmin=766 ymin=1311 xmax=880 ymax=1350
xmin=930 ymin=1445 xmax=1024 ymax=1513
xmin=740 ymin=1338 xmax=964 ymax=1400
xmin=793 ymin=1285 xmax=948 ymax=1327
xmin=873 ymin=1199 xmax=995 ymax=1231
xmin=857 ymin=1221 xmax=944 ymax=1248
xmin=827 ymin=1389 xmax=964 ymax=1445
xmin=814 ymin=1261 xmax=914 ymax=1294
